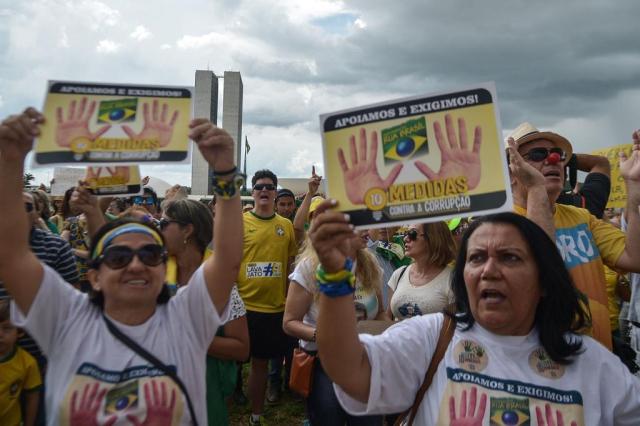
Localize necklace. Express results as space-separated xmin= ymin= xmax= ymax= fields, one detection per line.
xmin=408 ymin=265 xmax=444 ymax=288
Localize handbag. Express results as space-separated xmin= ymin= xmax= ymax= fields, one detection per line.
xmin=394 ymin=315 xmax=456 ymax=426
xmin=103 ymin=315 xmax=199 ymax=426
xmin=288 ymin=347 xmax=316 ymax=398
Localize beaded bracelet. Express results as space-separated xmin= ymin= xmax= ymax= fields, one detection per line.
xmin=210 ymin=171 xmax=245 ymax=200
xmin=316 ymin=258 xmax=356 ymax=297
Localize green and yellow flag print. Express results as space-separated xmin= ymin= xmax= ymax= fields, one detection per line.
xmin=98 ymin=98 xmax=138 ymax=124
xmin=382 ymin=117 xmax=428 ymax=164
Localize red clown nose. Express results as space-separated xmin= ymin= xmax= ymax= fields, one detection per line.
xmin=547 ymin=152 xmax=561 ymax=164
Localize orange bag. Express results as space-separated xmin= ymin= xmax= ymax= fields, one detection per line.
xmin=288 ymin=348 xmax=316 ymax=398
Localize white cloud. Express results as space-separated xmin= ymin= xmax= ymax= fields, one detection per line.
xmin=176 ymin=32 xmax=219 ymax=49
xmin=58 ymin=27 xmax=69 ymax=48
xmin=81 ymin=0 xmax=120 ymax=28
xmin=160 ymin=43 xmax=172 ymax=50
xmin=0 ymin=95 xmax=4 ymax=109
xmin=353 ymin=18 xmax=367 ymax=29
xmin=130 ymin=25 xmax=151 ymax=41
xmin=96 ymin=39 xmax=120 ymax=53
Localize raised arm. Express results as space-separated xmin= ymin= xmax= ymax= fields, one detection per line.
xmin=507 ymin=138 xmax=556 ymax=240
xmin=0 ymin=108 xmax=45 ymax=313
xmin=70 ymin=182 xmax=107 ymax=239
xmin=293 ymin=166 xmax=322 ymax=243
xmin=574 ymin=153 xmax=611 ymax=176
xmin=615 ymin=130 xmax=640 ymax=272
xmin=310 ymin=199 xmax=372 ymax=402
xmin=190 ymin=119 xmax=243 ymax=313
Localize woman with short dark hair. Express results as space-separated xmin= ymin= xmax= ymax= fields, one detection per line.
xmin=310 ymin=202 xmax=640 ymax=425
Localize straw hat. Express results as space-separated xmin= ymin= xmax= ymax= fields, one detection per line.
xmin=508 ymin=122 xmax=573 ymax=160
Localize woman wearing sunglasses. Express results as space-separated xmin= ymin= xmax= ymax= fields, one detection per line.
xmin=385 ymin=222 xmax=457 ymax=321
xmin=0 ymin=108 xmax=243 ymax=425
xmin=160 ymin=198 xmax=249 ymax=425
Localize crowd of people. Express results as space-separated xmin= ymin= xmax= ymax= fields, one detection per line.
xmin=0 ymin=106 xmax=639 ymax=426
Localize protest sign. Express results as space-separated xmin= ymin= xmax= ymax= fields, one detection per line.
xmin=51 ymin=167 xmax=84 ymax=196
xmin=320 ymin=82 xmax=512 ymax=228
xmin=84 ymin=166 xmax=142 ymax=197
xmin=591 ymin=144 xmax=633 ymax=209
xmin=50 ymin=165 xmax=143 ymax=197
xmin=34 ymin=81 xmax=192 ymax=166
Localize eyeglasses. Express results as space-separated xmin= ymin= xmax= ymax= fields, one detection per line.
xmin=522 ymin=147 xmax=566 ymax=163
xmin=158 ymin=218 xmax=186 ymax=230
xmin=403 ymin=229 xmax=424 ymax=241
xmin=96 ymin=244 xmax=167 ymax=269
xmin=253 ymin=184 xmax=276 ymax=191
xmin=132 ymin=196 xmax=155 ymax=206
xmin=25 ymin=202 xmax=34 ymax=213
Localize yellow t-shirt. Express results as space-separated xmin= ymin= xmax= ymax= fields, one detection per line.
xmin=514 ymin=204 xmax=625 ymax=349
xmin=0 ymin=346 xmax=42 ymax=426
xmin=237 ymin=212 xmax=297 ymax=313
xmin=604 ymin=266 xmax=621 ymax=332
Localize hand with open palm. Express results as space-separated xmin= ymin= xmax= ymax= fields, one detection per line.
xmin=338 ymin=128 xmax=403 ymax=205
xmin=415 ymin=114 xmax=482 ymax=190
xmin=56 ymin=97 xmax=111 ymax=148
xmin=122 ymin=100 xmax=179 ymax=148
xmin=620 ymin=129 xmax=640 ymax=201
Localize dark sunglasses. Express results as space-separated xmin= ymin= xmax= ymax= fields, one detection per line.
xmin=96 ymin=244 xmax=167 ymax=270
xmin=132 ymin=196 xmax=155 ymax=206
xmin=403 ymin=229 xmax=424 ymax=241
xmin=25 ymin=202 xmax=34 ymax=213
xmin=158 ymin=218 xmax=186 ymax=230
xmin=253 ymin=184 xmax=276 ymax=191
xmin=522 ymin=147 xmax=566 ymax=163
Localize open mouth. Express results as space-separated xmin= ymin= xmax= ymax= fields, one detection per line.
xmin=480 ymin=289 xmax=505 ymax=303
xmin=543 ymin=170 xmax=561 ymax=178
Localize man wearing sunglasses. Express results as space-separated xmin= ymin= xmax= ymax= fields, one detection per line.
xmin=508 ymin=122 xmax=640 ymax=351
xmin=128 ymin=187 xmax=159 ymax=218
xmin=238 ymin=169 xmax=296 ymax=425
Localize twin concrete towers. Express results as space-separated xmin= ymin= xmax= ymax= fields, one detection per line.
xmin=191 ymin=70 xmax=243 ymax=195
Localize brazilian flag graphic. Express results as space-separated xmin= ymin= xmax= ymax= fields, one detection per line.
xmin=98 ymin=98 xmax=138 ymax=124
xmin=104 ymin=380 xmax=139 ymax=414
xmin=382 ymin=117 xmax=428 ymax=165
xmin=489 ymin=397 xmax=530 ymax=425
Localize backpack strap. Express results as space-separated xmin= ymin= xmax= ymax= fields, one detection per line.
xmin=395 ymin=315 xmax=456 ymax=426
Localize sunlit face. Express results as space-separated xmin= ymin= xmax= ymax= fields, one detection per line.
xmin=403 ymin=224 xmax=427 ymax=259
xmin=463 ymin=223 xmax=541 ymax=336
xmin=89 ymin=233 xmax=166 ymax=310
xmin=275 ymin=196 xmax=295 ymax=219
xmin=517 ymin=139 xmax=566 ymax=198
xmin=252 ymin=178 xmax=277 ymax=212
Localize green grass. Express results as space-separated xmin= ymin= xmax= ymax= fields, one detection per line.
xmin=228 ymin=364 xmax=306 ymax=426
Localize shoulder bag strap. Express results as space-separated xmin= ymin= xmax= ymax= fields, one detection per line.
xmin=401 ymin=315 xmax=456 ymax=426
xmin=102 ymin=315 xmax=199 ymax=426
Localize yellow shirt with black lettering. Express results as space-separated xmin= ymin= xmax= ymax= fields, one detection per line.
xmin=0 ymin=346 xmax=42 ymax=426
xmin=238 ymin=212 xmax=296 ymax=313
xmin=515 ymin=204 xmax=625 ymax=349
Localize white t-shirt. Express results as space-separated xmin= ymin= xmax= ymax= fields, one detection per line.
xmin=387 ymin=265 xmax=453 ymax=320
xmin=11 ymin=264 xmax=227 ymax=426
xmin=289 ymin=258 xmax=380 ymax=352
xmin=335 ymin=313 xmax=640 ymax=425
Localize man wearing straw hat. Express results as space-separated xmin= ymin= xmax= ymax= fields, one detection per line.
xmin=506 ymin=122 xmax=640 ymax=350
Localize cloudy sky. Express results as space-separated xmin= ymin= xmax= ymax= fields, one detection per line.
xmin=1 ymin=0 xmax=639 ymax=188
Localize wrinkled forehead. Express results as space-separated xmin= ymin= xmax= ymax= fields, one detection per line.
xmin=518 ymin=139 xmax=556 ymax=154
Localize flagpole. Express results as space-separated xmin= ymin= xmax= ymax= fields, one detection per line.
xmin=243 ymin=136 xmax=248 ymax=192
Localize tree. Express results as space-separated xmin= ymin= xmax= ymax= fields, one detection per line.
xmin=23 ymin=173 xmax=35 ymax=187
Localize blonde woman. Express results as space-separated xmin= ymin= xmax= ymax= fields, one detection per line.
xmin=385 ymin=221 xmax=457 ymax=320
xmin=283 ymin=230 xmax=384 ymax=425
